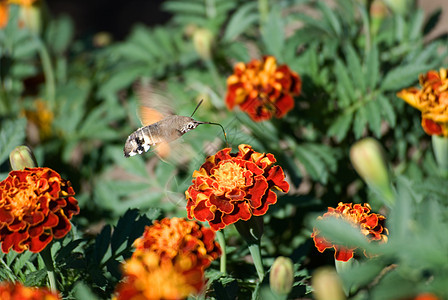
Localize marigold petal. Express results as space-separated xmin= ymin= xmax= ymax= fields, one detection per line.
xmin=210 ymin=195 xmax=234 ymax=213
xmin=246 ymin=176 xmax=269 ymax=209
xmin=191 ymin=200 xmax=215 ymax=222
xmin=422 ymin=118 xmax=443 ymax=136
xmin=22 ymin=211 xmax=45 ymax=226
xmin=266 ymin=166 xmax=290 ymax=192
xmin=29 ymin=232 xmax=52 ymax=252
xmin=51 ymin=214 xmax=72 ymax=238
xmin=0 ymin=208 xmax=13 ymax=224
xmin=252 ymin=189 xmax=277 ymax=216
xmin=334 ymin=246 xmax=355 ymax=262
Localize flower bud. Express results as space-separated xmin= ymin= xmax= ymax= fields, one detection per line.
xmin=269 ymin=256 xmax=294 ymax=295
xmin=9 ymin=145 xmax=38 ymax=170
xmin=312 ymin=267 xmax=346 ymax=300
xmin=370 ymin=0 xmax=388 ymax=36
xmin=350 ymin=138 xmax=394 ymax=205
xmin=193 ymin=28 xmax=214 ymax=60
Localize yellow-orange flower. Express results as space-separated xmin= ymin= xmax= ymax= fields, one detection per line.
xmin=115 ymin=218 xmax=220 ymax=300
xmin=23 ymin=100 xmax=54 ymax=140
xmin=133 ymin=218 xmax=221 ymax=269
xmin=0 ymin=167 xmax=79 ymax=253
xmin=0 ymin=1 xmax=8 ymax=28
xmin=397 ymin=68 xmax=448 ymax=136
xmin=312 ymin=202 xmax=388 ymax=262
xmin=226 ymin=56 xmax=301 ymax=122
xmin=114 ymin=251 xmax=205 ymax=300
xmin=0 ymin=281 xmax=61 ymax=300
xmin=186 ymin=144 xmax=289 ymax=231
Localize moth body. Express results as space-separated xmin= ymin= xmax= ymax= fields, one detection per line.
xmin=124 ymin=115 xmax=202 ymax=157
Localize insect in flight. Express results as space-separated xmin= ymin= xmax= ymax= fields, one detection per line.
xmin=124 ymin=89 xmax=227 ymax=158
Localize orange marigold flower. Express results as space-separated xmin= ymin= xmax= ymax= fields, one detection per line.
xmin=134 ymin=217 xmax=221 ymax=269
xmin=0 ymin=281 xmax=61 ymax=300
xmin=115 ymin=251 xmax=205 ymax=300
xmin=225 ymin=56 xmax=301 ymax=122
xmin=0 ymin=167 xmax=79 ymax=253
xmin=397 ymin=68 xmax=448 ymax=136
xmin=0 ymin=1 xmax=8 ymax=28
xmin=185 ymin=144 xmax=290 ymax=231
xmin=311 ymin=202 xmax=388 ymax=262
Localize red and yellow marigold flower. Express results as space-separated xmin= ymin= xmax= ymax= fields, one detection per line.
xmin=114 ymin=251 xmax=205 ymax=300
xmin=115 ymin=218 xmax=220 ymax=300
xmin=0 ymin=281 xmax=61 ymax=300
xmin=225 ymin=56 xmax=301 ymax=122
xmin=311 ymin=202 xmax=388 ymax=262
xmin=0 ymin=167 xmax=79 ymax=253
xmin=397 ymin=68 xmax=448 ymax=136
xmin=133 ymin=217 xmax=221 ymax=269
xmin=186 ymin=144 xmax=290 ymax=231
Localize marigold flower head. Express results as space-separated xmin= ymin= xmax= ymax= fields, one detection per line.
xmin=0 ymin=281 xmax=61 ymax=300
xmin=397 ymin=68 xmax=448 ymax=136
xmin=186 ymin=144 xmax=289 ymax=231
xmin=0 ymin=167 xmax=79 ymax=253
xmin=311 ymin=202 xmax=388 ymax=262
xmin=225 ymin=56 xmax=301 ymax=122
xmin=115 ymin=251 xmax=205 ymax=300
xmin=133 ymin=217 xmax=221 ymax=269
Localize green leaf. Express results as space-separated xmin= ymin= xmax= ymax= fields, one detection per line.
xmin=366 ymin=100 xmax=382 ymax=137
xmin=45 ymin=15 xmax=74 ymax=54
xmin=261 ymin=8 xmax=284 ymax=60
xmin=222 ymin=2 xmax=258 ymax=42
xmin=381 ymin=64 xmax=430 ymax=92
xmin=409 ymin=9 xmax=424 ymax=41
xmin=353 ymin=105 xmax=367 ymax=139
xmin=377 ymin=94 xmax=396 ymax=126
xmin=344 ymin=44 xmax=365 ymax=93
xmin=93 ymin=225 xmax=112 ymax=265
xmin=317 ymin=1 xmax=342 ymax=36
xmin=0 ymin=118 xmax=27 ymax=166
xmin=73 ymin=282 xmax=100 ymax=300
xmin=294 ymin=143 xmax=336 ymax=184
xmin=335 ymin=59 xmax=356 ymax=105
xmin=365 ymin=44 xmax=379 ymax=90
xmin=328 ymin=113 xmax=352 ymax=142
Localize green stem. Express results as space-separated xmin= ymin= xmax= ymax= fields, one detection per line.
xmin=334 ymin=258 xmax=352 ymax=297
xmin=432 ymin=135 xmax=448 ymax=177
xmin=35 ymin=36 xmax=56 ymax=109
xmin=215 ymin=230 xmax=227 ymax=275
xmin=40 ymin=245 xmax=57 ymax=293
xmin=248 ymin=243 xmax=265 ymax=281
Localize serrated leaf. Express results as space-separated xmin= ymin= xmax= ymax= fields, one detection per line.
xmin=353 ymin=106 xmax=368 ymax=139
xmin=335 ymin=59 xmax=355 ymax=104
xmin=24 ymin=269 xmax=47 ymax=286
xmin=222 ymin=2 xmax=258 ymax=42
xmin=365 ymin=44 xmax=379 ymax=90
xmin=317 ymin=1 xmax=342 ymax=36
xmin=378 ymin=94 xmax=396 ymax=126
xmin=328 ymin=113 xmax=352 ymax=142
xmin=381 ymin=64 xmax=430 ymax=92
xmin=0 ymin=118 xmax=27 ymax=166
xmin=344 ymin=44 xmax=365 ymax=93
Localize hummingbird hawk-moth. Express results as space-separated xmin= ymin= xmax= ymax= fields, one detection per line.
xmin=123 ymin=85 xmax=227 ymax=158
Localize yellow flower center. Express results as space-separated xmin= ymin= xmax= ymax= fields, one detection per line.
xmin=9 ymin=184 xmax=39 ymax=218
xmin=212 ymin=161 xmax=246 ymax=190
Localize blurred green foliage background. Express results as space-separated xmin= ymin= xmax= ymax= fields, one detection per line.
xmin=1 ymin=0 xmax=448 ymax=299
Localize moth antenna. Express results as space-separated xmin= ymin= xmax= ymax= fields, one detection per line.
xmin=203 ymin=121 xmax=229 ymax=147
xmin=190 ymin=99 xmax=204 ymax=117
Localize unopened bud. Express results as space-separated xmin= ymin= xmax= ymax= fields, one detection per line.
xmin=9 ymin=146 xmax=38 ymax=170
xmin=193 ymin=28 xmax=214 ymax=60
xmin=350 ymin=138 xmax=394 ymax=204
xmin=312 ymin=267 xmax=346 ymax=300
xmin=370 ymin=0 xmax=388 ymax=36
xmin=269 ymin=256 xmax=294 ymax=295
